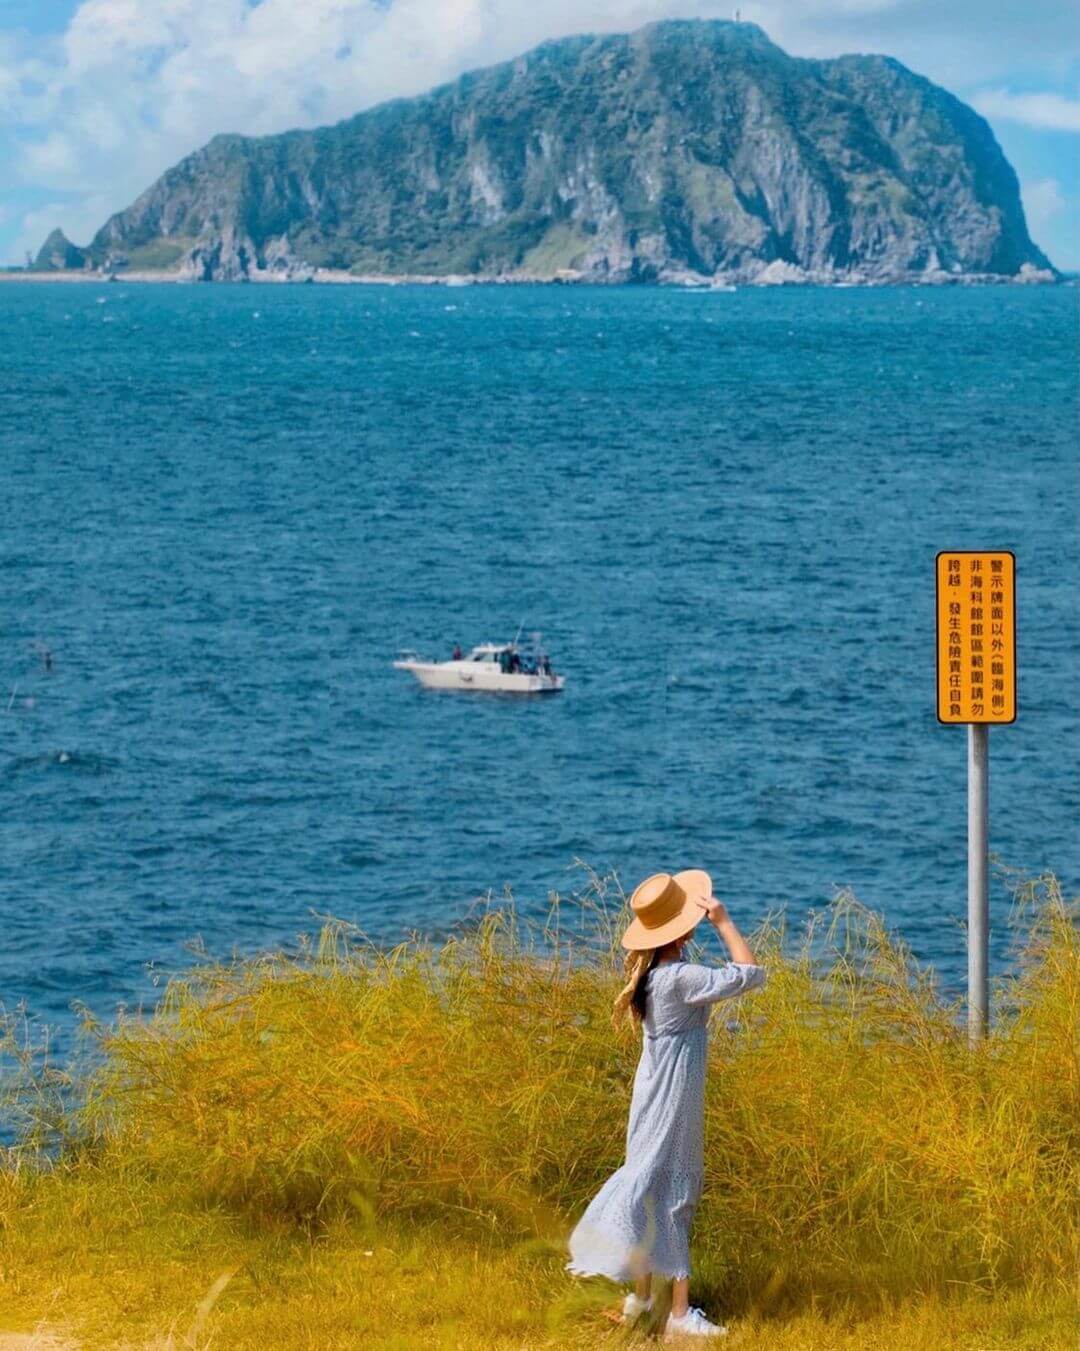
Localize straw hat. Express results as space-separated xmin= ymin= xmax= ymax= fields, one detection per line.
xmin=621 ymin=870 xmax=713 ymax=951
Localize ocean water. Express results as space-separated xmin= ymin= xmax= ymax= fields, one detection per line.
xmin=1 ymin=281 xmax=1077 ymax=1049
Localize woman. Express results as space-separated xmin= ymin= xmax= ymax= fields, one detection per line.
xmin=567 ymin=870 xmax=765 ymax=1340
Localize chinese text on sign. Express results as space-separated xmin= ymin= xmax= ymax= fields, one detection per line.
xmin=936 ymin=551 xmax=1016 ymax=724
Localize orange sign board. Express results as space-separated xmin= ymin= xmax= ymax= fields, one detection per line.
xmin=936 ymin=552 xmax=1016 ymax=724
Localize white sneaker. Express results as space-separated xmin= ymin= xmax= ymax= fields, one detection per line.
xmin=664 ymin=1305 xmax=728 ymax=1340
xmin=621 ymin=1291 xmax=653 ymax=1323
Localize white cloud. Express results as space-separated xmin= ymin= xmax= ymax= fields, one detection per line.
xmin=1 ymin=0 xmax=1079 ymax=261
xmin=972 ymin=88 xmax=1080 ymax=133
xmin=1023 ymin=177 xmax=1065 ymax=235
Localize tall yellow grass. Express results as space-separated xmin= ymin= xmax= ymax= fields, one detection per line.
xmin=1 ymin=870 xmax=1077 ymax=1344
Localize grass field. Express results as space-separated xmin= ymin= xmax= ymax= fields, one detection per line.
xmin=1 ymin=871 xmax=1076 ymax=1348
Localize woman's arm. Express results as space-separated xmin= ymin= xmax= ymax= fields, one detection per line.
xmin=697 ymin=897 xmax=756 ymax=965
xmin=678 ymin=899 xmax=765 ymax=1005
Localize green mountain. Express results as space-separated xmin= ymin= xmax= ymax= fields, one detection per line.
xmin=47 ymin=20 xmax=1055 ymax=283
xmin=33 ymin=228 xmax=90 ymax=272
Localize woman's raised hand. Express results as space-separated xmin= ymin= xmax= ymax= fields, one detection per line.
xmin=698 ymin=896 xmax=757 ymax=964
xmin=696 ymin=895 xmax=729 ymax=926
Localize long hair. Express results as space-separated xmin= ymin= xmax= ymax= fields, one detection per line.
xmin=612 ymin=947 xmax=660 ymax=1029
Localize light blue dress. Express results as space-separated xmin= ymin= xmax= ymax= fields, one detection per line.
xmin=567 ymin=958 xmax=766 ymax=1282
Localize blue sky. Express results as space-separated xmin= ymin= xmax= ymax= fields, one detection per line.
xmin=1 ymin=0 xmax=1077 ymax=268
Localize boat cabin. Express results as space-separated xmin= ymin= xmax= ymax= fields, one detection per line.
xmin=462 ymin=642 xmax=553 ymax=677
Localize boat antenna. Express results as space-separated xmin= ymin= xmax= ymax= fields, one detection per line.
xmin=513 ymin=620 xmax=524 ymax=648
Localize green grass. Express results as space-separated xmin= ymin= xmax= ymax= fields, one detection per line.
xmin=521 ymin=222 xmax=594 ymax=276
xmin=1 ymin=870 xmax=1076 ymax=1347
xmin=121 ymin=238 xmax=195 ymax=271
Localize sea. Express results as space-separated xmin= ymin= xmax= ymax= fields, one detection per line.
xmin=1 ymin=281 xmax=1077 ymax=1053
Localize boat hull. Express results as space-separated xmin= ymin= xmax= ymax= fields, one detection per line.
xmin=393 ymin=660 xmax=564 ymax=694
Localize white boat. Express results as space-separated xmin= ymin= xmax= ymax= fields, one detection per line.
xmin=393 ymin=637 xmax=565 ymax=694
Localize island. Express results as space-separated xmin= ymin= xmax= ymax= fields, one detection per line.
xmin=19 ymin=20 xmax=1057 ymax=287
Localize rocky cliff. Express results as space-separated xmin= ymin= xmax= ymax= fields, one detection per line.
xmin=48 ymin=20 xmax=1055 ymax=284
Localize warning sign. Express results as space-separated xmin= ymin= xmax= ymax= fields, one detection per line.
xmin=936 ymin=552 xmax=1016 ymax=724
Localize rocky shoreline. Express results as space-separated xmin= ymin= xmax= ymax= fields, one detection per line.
xmin=0 ymin=261 xmax=1059 ymax=287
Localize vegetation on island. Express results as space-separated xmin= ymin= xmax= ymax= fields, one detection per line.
xmin=1 ymin=870 xmax=1076 ymax=1347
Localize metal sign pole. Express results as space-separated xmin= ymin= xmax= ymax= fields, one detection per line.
xmin=967 ymin=723 xmax=989 ymax=1044
xmin=938 ymin=552 xmax=1014 ymax=1044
